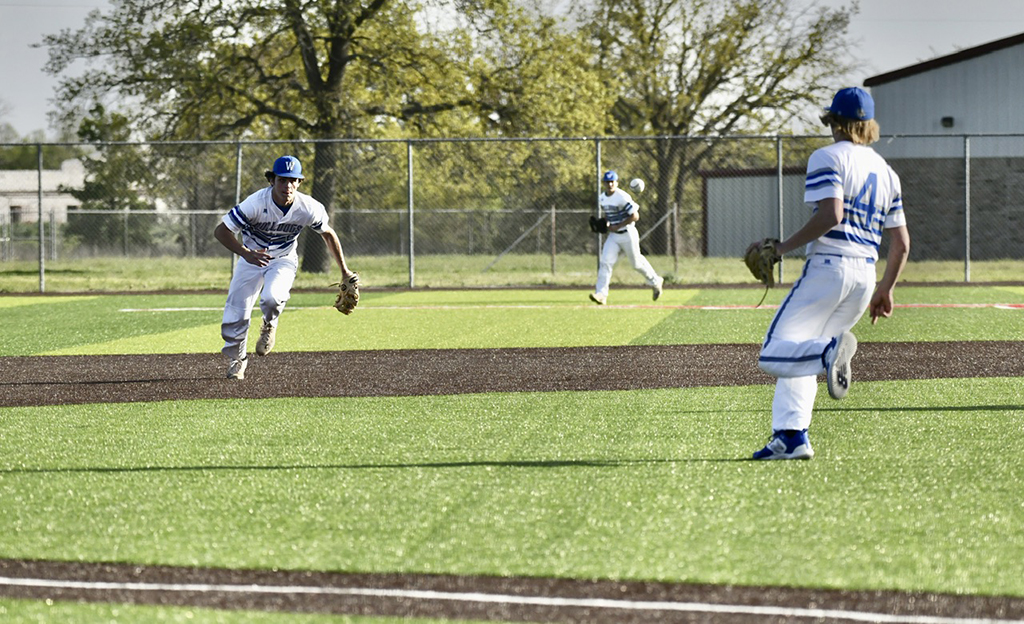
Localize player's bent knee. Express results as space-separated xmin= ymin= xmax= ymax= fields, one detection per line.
xmin=757 ymin=358 xmax=783 ymax=378
xmin=261 ymin=297 xmax=288 ymax=313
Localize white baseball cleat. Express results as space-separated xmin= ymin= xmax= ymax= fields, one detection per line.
xmin=256 ymin=320 xmax=276 ymax=356
xmin=589 ymin=292 xmax=607 ymax=305
xmin=652 ymin=276 xmax=664 ymax=301
xmin=826 ymin=331 xmax=858 ymax=399
xmin=227 ymin=357 xmax=248 ymax=380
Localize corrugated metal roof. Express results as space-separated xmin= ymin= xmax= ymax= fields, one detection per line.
xmin=864 ymin=31 xmax=1024 ymax=87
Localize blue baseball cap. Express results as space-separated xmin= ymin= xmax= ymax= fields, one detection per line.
xmin=602 ymin=170 xmax=618 ymax=182
xmin=271 ymin=155 xmax=304 ymax=179
xmin=824 ymin=87 xmax=874 ymax=121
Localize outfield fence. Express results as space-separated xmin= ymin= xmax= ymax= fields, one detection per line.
xmin=1 ymin=134 xmax=1022 ymax=291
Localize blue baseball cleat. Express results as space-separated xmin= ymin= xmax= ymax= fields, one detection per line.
xmin=752 ymin=429 xmax=814 ymax=460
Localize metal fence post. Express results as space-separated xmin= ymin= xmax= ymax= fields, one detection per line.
xmin=37 ymin=144 xmax=44 ymax=293
xmin=50 ymin=210 xmax=57 ymax=261
xmin=407 ymin=140 xmax=415 ymax=288
xmin=776 ymin=136 xmax=785 ymax=284
xmin=232 ymin=141 xmax=242 ymax=275
xmin=964 ymin=136 xmax=971 ymax=282
xmin=594 ymin=138 xmax=602 ymax=270
xmin=550 ymin=203 xmax=556 ymax=274
xmin=672 ymin=201 xmax=679 ymax=275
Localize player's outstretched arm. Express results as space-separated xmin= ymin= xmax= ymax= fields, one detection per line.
xmin=319 ymin=224 xmax=354 ymax=278
xmin=870 ymin=225 xmax=910 ymax=324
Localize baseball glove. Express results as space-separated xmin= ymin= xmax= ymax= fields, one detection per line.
xmin=332 ymin=273 xmax=360 ymax=315
xmin=744 ymin=238 xmax=781 ymax=287
xmin=589 ymin=215 xmax=609 ymax=234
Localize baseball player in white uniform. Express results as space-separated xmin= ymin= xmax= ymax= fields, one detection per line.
xmin=590 ymin=170 xmax=664 ymax=305
xmin=751 ymin=87 xmax=911 ymax=460
xmin=214 ymin=155 xmax=356 ymax=380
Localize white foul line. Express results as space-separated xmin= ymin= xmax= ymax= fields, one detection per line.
xmin=0 ymin=576 xmax=1017 ymax=624
xmin=118 ymin=303 xmax=1024 ymax=313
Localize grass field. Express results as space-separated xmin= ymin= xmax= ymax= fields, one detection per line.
xmin=2 ymin=255 xmax=1024 ymax=292
xmin=1 ymin=283 xmax=1023 ymax=623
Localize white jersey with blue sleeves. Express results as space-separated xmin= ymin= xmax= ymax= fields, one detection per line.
xmin=222 ymin=188 xmax=329 ymax=260
xmin=599 ymin=188 xmax=639 ymax=226
xmin=803 ymin=141 xmax=905 ymax=261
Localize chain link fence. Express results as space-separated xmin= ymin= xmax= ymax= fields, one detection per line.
xmin=2 ymin=135 xmax=1022 ymax=290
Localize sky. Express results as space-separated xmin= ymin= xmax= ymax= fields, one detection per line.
xmin=2 ymin=0 xmax=1024 ymax=138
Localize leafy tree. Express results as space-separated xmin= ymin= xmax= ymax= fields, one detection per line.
xmin=575 ymin=0 xmax=859 ymax=253
xmin=0 ymin=122 xmax=82 ymax=170
xmin=63 ymin=106 xmax=158 ymax=254
xmin=43 ymin=0 xmax=601 ymax=271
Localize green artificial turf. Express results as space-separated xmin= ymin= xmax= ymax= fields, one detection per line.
xmin=1 ymin=285 xmax=1022 ymax=624
xmin=1 ymin=380 xmax=1022 ymax=596
xmin=1 ymin=285 xmax=1022 ymax=356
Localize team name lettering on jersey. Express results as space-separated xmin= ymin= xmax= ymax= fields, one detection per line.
xmin=223 ymin=187 xmax=329 ymax=259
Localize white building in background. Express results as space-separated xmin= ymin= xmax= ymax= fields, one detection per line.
xmin=0 ymin=159 xmax=85 ymax=225
xmin=864 ymin=32 xmax=1024 ymax=159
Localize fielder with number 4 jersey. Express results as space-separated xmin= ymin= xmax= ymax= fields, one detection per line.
xmin=749 ymin=87 xmax=911 ymax=460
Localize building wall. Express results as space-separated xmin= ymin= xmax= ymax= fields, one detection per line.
xmin=870 ymin=43 xmax=1024 ymax=158
xmin=890 ymin=156 xmax=1024 ymax=260
xmin=703 ymin=172 xmax=808 ymax=257
xmin=0 ymin=159 xmax=85 ymax=224
xmin=702 ymin=158 xmax=1023 ymax=262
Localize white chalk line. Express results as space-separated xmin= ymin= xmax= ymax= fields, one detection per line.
xmin=118 ymin=303 xmax=1024 ymax=313
xmin=0 ymin=576 xmax=1016 ymax=624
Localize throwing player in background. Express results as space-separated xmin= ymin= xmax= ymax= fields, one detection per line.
xmin=748 ymin=87 xmax=911 ymax=460
xmin=214 ymin=155 xmax=357 ymax=380
xmin=589 ymin=170 xmax=664 ymax=305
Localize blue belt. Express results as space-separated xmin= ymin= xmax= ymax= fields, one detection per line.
xmin=814 ymin=253 xmax=875 ymax=264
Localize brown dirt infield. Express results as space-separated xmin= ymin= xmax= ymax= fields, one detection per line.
xmin=2 ymin=341 xmax=1023 ymax=622
xmin=2 ymin=341 xmax=1023 ymax=408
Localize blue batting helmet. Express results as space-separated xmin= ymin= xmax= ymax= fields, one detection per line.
xmin=824 ymin=87 xmax=874 ymax=121
xmin=271 ymin=155 xmax=304 ymax=179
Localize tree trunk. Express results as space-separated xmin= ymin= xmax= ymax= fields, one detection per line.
xmin=300 ymin=140 xmax=341 ymax=273
xmin=650 ymin=137 xmax=686 ymax=256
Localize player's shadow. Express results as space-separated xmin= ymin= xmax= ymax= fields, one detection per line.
xmin=1 ymin=376 xmax=226 ymax=386
xmin=815 ymin=405 xmax=1024 ymax=413
xmin=2 ymin=457 xmax=747 ymax=475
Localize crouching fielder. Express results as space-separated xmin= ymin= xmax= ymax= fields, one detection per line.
xmin=750 ymin=87 xmax=910 ymax=460
xmin=215 ymin=155 xmax=356 ymax=380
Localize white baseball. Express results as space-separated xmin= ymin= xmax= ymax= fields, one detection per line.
xmin=629 ymin=178 xmax=645 ymax=193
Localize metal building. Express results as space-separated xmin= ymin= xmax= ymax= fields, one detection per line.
xmin=858 ymin=32 xmax=1024 ymax=261
xmin=865 ymin=32 xmax=1024 ymax=159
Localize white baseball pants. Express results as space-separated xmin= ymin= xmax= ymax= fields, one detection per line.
xmin=757 ymin=254 xmax=875 ymax=431
xmin=221 ymin=256 xmax=298 ymax=361
xmin=594 ymin=227 xmax=660 ymax=296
